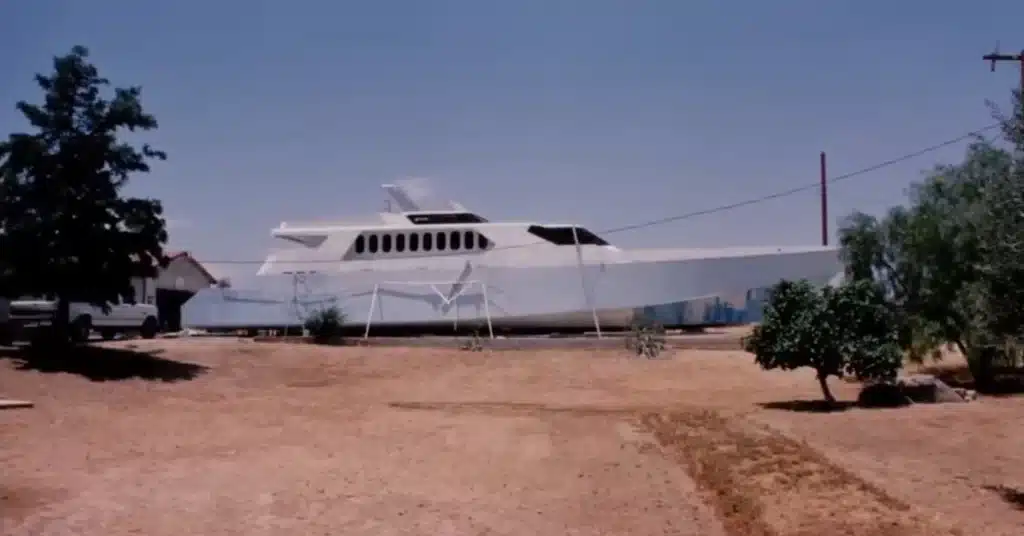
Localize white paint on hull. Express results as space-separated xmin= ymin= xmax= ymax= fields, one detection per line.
xmin=183 ymin=248 xmax=840 ymax=330
xmin=183 ymin=180 xmax=842 ymax=331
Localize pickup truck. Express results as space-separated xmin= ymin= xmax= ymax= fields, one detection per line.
xmin=7 ymin=298 xmax=160 ymax=343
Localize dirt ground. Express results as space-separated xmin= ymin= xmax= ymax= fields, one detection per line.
xmin=2 ymin=340 xmax=1023 ymax=535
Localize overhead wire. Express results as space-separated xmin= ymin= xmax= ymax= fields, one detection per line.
xmin=195 ymin=123 xmax=1001 ymax=265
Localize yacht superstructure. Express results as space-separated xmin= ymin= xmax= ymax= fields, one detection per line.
xmin=182 ymin=180 xmax=842 ymax=334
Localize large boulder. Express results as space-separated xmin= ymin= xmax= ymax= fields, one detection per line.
xmin=953 ymin=387 xmax=979 ymax=401
xmin=857 ymin=374 xmax=972 ymax=408
xmin=897 ymin=374 xmax=968 ymax=403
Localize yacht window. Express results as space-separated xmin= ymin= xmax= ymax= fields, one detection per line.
xmin=464 ymin=231 xmax=475 ymax=249
xmin=368 ymin=234 xmax=379 ymax=253
xmin=406 ymin=212 xmax=488 ymax=225
xmin=382 ymin=234 xmax=392 ymax=253
xmin=450 ymin=230 xmax=461 ymax=250
xmin=478 ymin=233 xmax=490 ymax=249
xmin=354 ymin=235 xmax=365 ymax=254
xmin=527 ymin=225 xmax=609 ymax=246
xmin=423 ymin=232 xmax=433 ymax=251
xmin=410 ymin=232 xmax=420 ymax=251
xmin=436 ymin=231 xmax=447 ymax=250
xmin=395 ymin=233 xmax=406 ymax=252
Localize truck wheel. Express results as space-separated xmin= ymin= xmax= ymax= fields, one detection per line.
xmin=140 ymin=316 xmax=159 ymax=339
xmin=70 ymin=315 xmax=92 ymax=344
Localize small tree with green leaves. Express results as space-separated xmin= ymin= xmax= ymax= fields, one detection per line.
xmin=743 ymin=279 xmax=903 ymax=404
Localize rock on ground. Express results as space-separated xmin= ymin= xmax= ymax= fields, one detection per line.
xmin=858 ymin=374 xmax=973 ymax=408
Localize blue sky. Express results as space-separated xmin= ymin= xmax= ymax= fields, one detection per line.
xmin=1 ymin=1 xmax=1022 ymax=279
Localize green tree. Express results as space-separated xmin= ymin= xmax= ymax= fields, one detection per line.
xmin=0 ymin=168 xmax=17 ymax=298
xmin=838 ymin=90 xmax=1024 ymax=390
xmin=0 ymin=45 xmax=168 ymax=342
xmin=743 ymin=279 xmax=903 ymax=403
xmin=973 ymin=93 xmax=1024 ymax=374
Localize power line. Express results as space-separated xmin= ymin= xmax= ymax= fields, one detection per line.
xmin=196 ymin=124 xmax=1000 ymax=265
xmin=604 ymin=123 xmax=999 ymax=234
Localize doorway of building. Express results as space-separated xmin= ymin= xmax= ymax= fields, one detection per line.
xmin=156 ymin=289 xmax=194 ymax=332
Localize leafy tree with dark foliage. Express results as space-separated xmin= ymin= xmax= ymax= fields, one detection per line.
xmin=743 ymin=279 xmax=903 ymax=404
xmin=0 ymin=168 xmax=19 ymax=299
xmin=0 ymin=46 xmax=168 ymax=342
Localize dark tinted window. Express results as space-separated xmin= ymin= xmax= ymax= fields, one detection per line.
xmin=478 ymin=233 xmax=490 ymax=248
xmin=410 ymin=233 xmax=420 ymax=251
xmin=406 ymin=212 xmax=488 ymax=225
xmin=395 ymin=233 xmax=406 ymax=252
xmin=464 ymin=231 xmax=475 ymax=249
xmin=450 ymin=231 xmax=461 ymax=250
xmin=527 ymin=225 xmax=609 ymax=246
xmin=368 ymin=234 xmax=379 ymax=253
xmin=382 ymin=234 xmax=392 ymax=253
xmin=355 ymin=235 xmax=365 ymax=254
xmin=436 ymin=231 xmax=447 ymax=250
xmin=423 ymin=232 xmax=433 ymax=251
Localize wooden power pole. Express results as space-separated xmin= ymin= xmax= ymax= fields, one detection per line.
xmin=983 ymin=47 xmax=1024 ymax=93
xmin=820 ymin=151 xmax=828 ymax=247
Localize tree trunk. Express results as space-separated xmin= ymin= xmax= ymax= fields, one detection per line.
xmin=817 ymin=371 xmax=837 ymax=404
xmin=968 ymin=346 xmax=996 ymax=393
xmin=957 ymin=340 xmax=996 ymax=394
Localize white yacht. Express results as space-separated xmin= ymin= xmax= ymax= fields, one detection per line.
xmin=182 ymin=180 xmax=842 ymax=335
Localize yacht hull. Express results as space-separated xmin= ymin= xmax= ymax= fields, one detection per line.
xmin=182 ymin=248 xmax=841 ymax=333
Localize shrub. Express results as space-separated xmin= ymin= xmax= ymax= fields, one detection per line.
xmin=626 ymin=319 xmax=666 ymax=359
xmin=459 ymin=327 xmax=485 ymax=352
xmin=742 ymin=279 xmax=903 ymax=403
xmin=303 ymin=306 xmax=346 ymax=345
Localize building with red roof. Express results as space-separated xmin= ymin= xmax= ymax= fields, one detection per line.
xmin=155 ymin=251 xmax=218 ymax=331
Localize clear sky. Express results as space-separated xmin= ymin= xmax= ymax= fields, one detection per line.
xmin=2 ymin=1 xmax=1022 ymax=279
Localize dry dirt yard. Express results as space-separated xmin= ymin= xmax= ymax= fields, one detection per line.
xmin=2 ymin=339 xmax=1024 ymax=536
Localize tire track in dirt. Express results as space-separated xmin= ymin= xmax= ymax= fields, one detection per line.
xmin=639 ymin=410 xmax=964 ymax=536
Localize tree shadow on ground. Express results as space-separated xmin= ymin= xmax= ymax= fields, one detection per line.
xmin=983 ymin=484 xmax=1024 ymax=511
xmin=757 ymin=400 xmax=858 ymax=413
xmin=917 ymin=364 xmax=1024 ymax=397
xmin=0 ymin=344 xmax=207 ymax=382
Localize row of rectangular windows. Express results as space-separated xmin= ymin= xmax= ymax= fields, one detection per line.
xmin=353 ymin=230 xmax=491 ymax=255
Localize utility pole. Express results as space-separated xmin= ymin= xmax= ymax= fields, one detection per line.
xmin=820 ymin=151 xmax=828 ymax=247
xmin=983 ymin=47 xmax=1024 ymax=93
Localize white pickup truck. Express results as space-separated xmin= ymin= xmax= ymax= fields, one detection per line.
xmin=5 ymin=278 xmax=160 ymax=342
